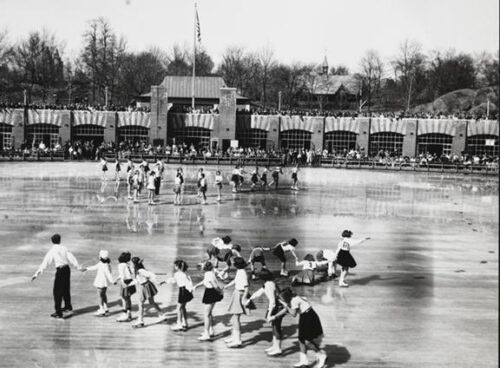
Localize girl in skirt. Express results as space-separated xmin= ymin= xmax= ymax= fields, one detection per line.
xmin=291 ymin=254 xmax=329 ymax=286
xmin=115 ymin=252 xmax=135 ymax=322
xmin=193 ymin=261 xmax=223 ymax=341
xmin=126 ymin=166 xmax=134 ymax=199
xmin=214 ymin=170 xmax=223 ymax=202
xmin=173 ymin=169 xmax=184 ymax=205
xmin=250 ymin=169 xmax=259 ymax=191
xmin=334 ymin=230 xmax=371 ymax=287
xmin=291 ymin=165 xmax=299 ymax=190
xmin=132 ymin=170 xmax=140 ymax=203
xmin=82 ymin=249 xmax=114 ymax=316
xmin=230 ymin=166 xmax=240 ymax=193
xmin=237 ymin=166 xmax=246 ymax=191
xmin=126 ymin=159 xmax=133 ymax=173
xmin=272 ymin=287 xmax=327 ymax=368
xmin=247 ymin=245 xmax=272 ymax=280
xmin=271 ymin=238 xmax=299 ymax=277
xmin=223 ymin=257 xmax=249 ymax=348
xmin=206 ymin=235 xmax=232 ymax=268
xmin=114 ymin=159 xmax=121 ymax=182
xmin=246 ymin=269 xmax=284 ymax=356
xmin=199 ymin=173 xmax=208 ymax=204
xmin=154 ymin=161 xmax=162 ymax=198
xmin=100 ymin=157 xmax=108 ymax=181
xmin=167 ymin=260 xmax=193 ymax=331
xmin=137 ymin=167 xmax=144 ymax=197
xmin=147 ymin=171 xmax=156 ymax=205
xmin=260 ymin=168 xmax=268 ymax=190
xmin=197 ymin=168 xmax=204 ymax=198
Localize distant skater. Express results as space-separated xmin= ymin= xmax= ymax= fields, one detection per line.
xmin=250 ymin=169 xmax=259 ymax=191
xmin=214 ymin=170 xmax=223 ymax=201
xmin=100 ymin=157 xmax=108 ymax=181
xmin=32 ymin=234 xmax=80 ymax=318
xmin=230 ymin=166 xmax=240 ymax=193
xmin=271 ymin=238 xmax=299 ymax=276
xmin=248 ymin=245 xmax=271 ymax=279
xmin=82 ymin=249 xmax=114 ymax=316
xmin=269 ymin=167 xmax=282 ymax=190
xmin=260 ymin=168 xmax=268 ymax=190
xmin=147 ymin=171 xmax=156 ymax=205
xmin=199 ymin=173 xmax=208 ymax=204
xmin=114 ymin=159 xmax=121 ymax=182
xmin=174 ymin=168 xmax=184 ymax=205
xmin=334 ymin=230 xmax=371 ymax=287
xmin=291 ymin=165 xmax=299 ymax=190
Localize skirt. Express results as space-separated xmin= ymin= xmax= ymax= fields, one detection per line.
xmin=178 ymin=286 xmax=193 ymax=304
xmin=250 ymin=254 xmax=266 ymax=266
xmin=102 ymin=165 xmax=108 ymax=172
xmin=336 ymin=249 xmax=357 ymax=268
xmin=292 ymin=269 xmax=315 ymax=285
xmin=291 ymin=173 xmax=297 ymax=180
xmin=231 ymin=174 xmax=239 ymax=184
xmin=140 ymin=281 xmax=158 ymax=302
xmin=260 ymin=174 xmax=267 ymax=183
xmin=216 ymin=182 xmax=222 ymax=189
xmin=202 ymin=287 xmax=223 ymax=304
xmin=298 ymin=308 xmax=323 ymax=343
xmin=251 ymin=175 xmax=258 ymax=184
xmin=173 ymin=184 xmax=181 ymax=194
xmin=120 ymin=279 xmax=136 ymax=298
xmin=272 ymin=245 xmax=286 ymax=263
xmin=227 ymin=290 xmax=246 ymax=315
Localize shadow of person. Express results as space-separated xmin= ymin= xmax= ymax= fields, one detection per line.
xmin=323 ymin=344 xmax=351 ymax=366
xmin=241 ymin=323 xmax=297 ymax=348
xmin=70 ymin=300 xmax=122 ymax=317
xmin=348 ymin=274 xmax=381 ymax=286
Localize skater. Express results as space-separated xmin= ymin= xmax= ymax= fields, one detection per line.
xmin=199 ymin=173 xmax=208 ymax=204
xmin=32 ymin=234 xmax=80 ymax=318
xmin=214 ymin=170 xmax=223 ymax=201
xmin=197 ymin=168 xmax=204 ymax=198
xmin=137 ymin=166 xmax=144 ymax=198
xmin=247 ymin=245 xmax=272 ymax=280
xmin=272 ymin=287 xmax=327 ymax=368
xmin=154 ymin=160 xmax=163 ymax=199
xmin=269 ymin=167 xmax=282 ymax=190
xmin=114 ymin=159 xmax=121 ymax=182
xmin=271 ymin=238 xmax=299 ymax=276
xmin=81 ymin=249 xmax=114 ymax=316
xmin=115 ymin=252 xmax=135 ymax=322
xmin=167 ymin=260 xmax=193 ymax=331
xmin=126 ymin=158 xmax=133 ymax=173
xmin=126 ymin=165 xmax=134 ymax=199
xmin=291 ymin=165 xmax=299 ymax=190
xmin=100 ymin=157 xmax=108 ymax=181
xmin=334 ymin=230 xmax=371 ymax=287
xmin=260 ymin=168 xmax=268 ymax=190
xmin=237 ymin=165 xmax=246 ymax=191
xmin=131 ymin=169 xmax=140 ymax=203
xmin=291 ymin=254 xmax=329 ymax=286
xmin=246 ymin=269 xmax=284 ymax=356
xmin=316 ymin=249 xmax=338 ymax=279
xmin=230 ymin=166 xmax=240 ymax=193
xmin=129 ymin=257 xmax=165 ymax=328
xmin=147 ymin=171 xmax=156 ymax=205
xmin=223 ymin=257 xmax=249 ymax=348
xmin=173 ymin=168 xmax=184 ymax=205
xmin=250 ymin=169 xmax=259 ymax=191
xmin=193 ymin=261 xmax=223 ymax=340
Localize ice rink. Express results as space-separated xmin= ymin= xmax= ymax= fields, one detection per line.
xmin=0 ymin=162 xmax=497 ymax=368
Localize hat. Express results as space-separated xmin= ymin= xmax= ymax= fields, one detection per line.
xmin=99 ymin=250 xmax=109 ymax=259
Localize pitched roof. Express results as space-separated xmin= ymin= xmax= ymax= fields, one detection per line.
xmin=312 ymin=75 xmax=360 ymax=96
xmin=140 ymin=75 xmax=248 ymax=101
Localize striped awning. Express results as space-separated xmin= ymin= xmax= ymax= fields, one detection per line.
xmin=280 ymin=115 xmax=320 ymax=132
xmin=117 ymin=112 xmax=151 ymax=128
xmin=73 ymin=111 xmax=107 ymax=127
xmin=370 ymin=118 xmax=408 ymax=135
xmin=251 ymin=115 xmax=272 ymax=131
xmin=170 ymin=113 xmax=215 ymax=130
xmin=0 ymin=108 xmax=24 ymax=126
xmin=27 ymin=109 xmax=63 ymax=126
xmin=324 ymin=117 xmax=359 ymax=133
xmin=417 ymin=119 xmax=459 ymax=136
xmin=467 ymin=120 xmax=499 ymax=137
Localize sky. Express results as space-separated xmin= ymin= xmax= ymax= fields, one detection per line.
xmin=0 ymin=0 xmax=498 ymax=73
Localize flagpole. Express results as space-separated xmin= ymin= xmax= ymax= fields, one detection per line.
xmin=192 ymin=3 xmax=196 ymax=110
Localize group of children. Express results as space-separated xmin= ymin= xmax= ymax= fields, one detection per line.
xmin=100 ymin=157 xmax=301 ymax=205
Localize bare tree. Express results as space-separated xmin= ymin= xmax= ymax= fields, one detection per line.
xmin=392 ymin=39 xmax=425 ymax=111
xmin=257 ymin=45 xmax=275 ymax=107
xmin=359 ymin=50 xmax=384 ymax=112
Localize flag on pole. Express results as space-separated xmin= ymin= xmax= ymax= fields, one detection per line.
xmin=195 ymin=6 xmax=202 ymax=44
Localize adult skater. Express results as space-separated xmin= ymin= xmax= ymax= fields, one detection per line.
xmin=334 ymin=230 xmax=371 ymax=287
xmin=32 ymin=234 xmax=81 ymax=318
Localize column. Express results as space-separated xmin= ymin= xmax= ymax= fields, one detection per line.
xmin=103 ymin=112 xmax=117 ymax=144
xmin=58 ymin=110 xmax=71 ymax=146
xmin=451 ymin=120 xmax=467 ymax=155
xmin=213 ymin=88 xmax=236 ymax=151
xmin=310 ymin=117 xmax=324 ymax=151
xmin=356 ymin=117 xmax=370 ymax=155
xmin=150 ymin=85 xmax=168 ymax=145
xmin=11 ymin=109 xmax=25 ymax=149
xmin=402 ymin=119 xmax=417 ymax=158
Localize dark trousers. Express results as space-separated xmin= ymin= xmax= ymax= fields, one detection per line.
xmin=53 ymin=266 xmax=71 ymax=315
xmin=154 ymin=177 xmax=161 ymax=195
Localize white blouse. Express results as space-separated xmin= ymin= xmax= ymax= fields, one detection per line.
xmin=336 ymin=237 xmax=367 ymax=252
xmin=290 ymin=296 xmax=312 ymax=314
xmin=86 ymin=262 xmax=114 ymax=288
xmin=202 ymin=271 xmax=219 ymax=289
xmin=234 ymin=269 xmax=248 ymax=291
xmin=172 ymin=271 xmax=189 ymax=287
xmin=118 ymin=262 xmax=133 ymax=281
xmin=135 ymin=268 xmax=157 ymax=285
xmin=296 ymin=260 xmax=319 ymax=270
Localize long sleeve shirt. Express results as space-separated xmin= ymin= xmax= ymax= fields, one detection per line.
xmin=35 ymin=244 xmax=79 ymax=275
xmin=117 ymin=263 xmax=133 ymax=284
xmin=86 ymin=262 xmax=114 ymax=288
xmin=335 ymin=237 xmax=368 ymax=253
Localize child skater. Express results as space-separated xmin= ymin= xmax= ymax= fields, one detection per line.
xmin=245 ymin=269 xmax=284 ymax=356
xmin=237 ymin=165 xmax=246 ymax=191
xmin=214 ymin=170 xmax=223 ymax=202
xmin=291 ymin=254 xmax=329 ymax=286
xmin=250 ymin=169 xmax=259 ymax=191
xmin=316 ymin=249 xmax=338 ymax=279
xmin=271 ymin=238 xmax=299 ymax=277
xmin=129 ymin=257 xmax=165 ymax=328
xmin=197 ymin=168 xmax=204 ymax=198
xmin=167 ymin=260 xmax=193 ymax=331
xmin=82 ymin=250 xmax=114 ymax=316
xmin=230 ymin=166 xmax=240 ymax=193
xmin=193 ymin=260 xmax=223 ymax=340
xmin=132 ymin=169 xmax=140 ymax=203
xmin=126 ymin=158 xmax=133 ymax=173
xmin=334 ymin=230 xmax=371 ymax=287
xmin=100 ymin=157 xmax=108 ymax=181
xmin=223 ymin=257 xmax=249 ymax=348
xmin=199 ymin=173 xmax=208 ymax=204
xmin=114 ymin=159 xmax=121 ymax=182
xmin=271 ymin=287 xmax=327 ymax=368
xmin=248 ymin=245 xmax=272 ymax=280
xmin=173 ymin=168 xmax=183 ymax=205
xmin=147 ymin=171 xmax=156 ymax=205
xmin=260 ymin=168 xmax=268 ymax=190
xmin=291 ymin=165 xmax=299 ymax=190
xmin=127 ymin=167 xmax=134 ymax=200
xmin=115 ymin=252 xmax=135 ymax=322
xmin=269 ymin=167 xmax=282 ymax=190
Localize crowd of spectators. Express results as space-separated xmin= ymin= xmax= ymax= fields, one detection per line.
xmin=0 ymin=102 xmax=151 ymax=112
